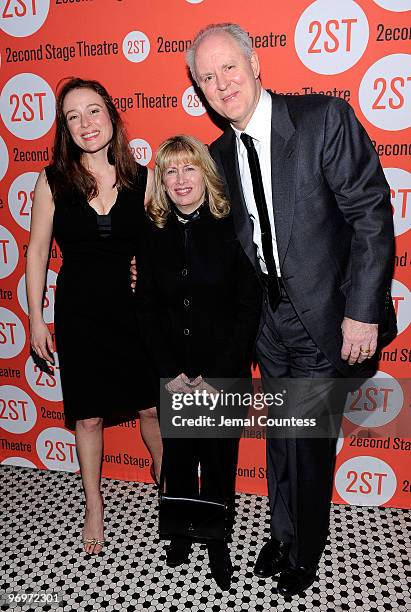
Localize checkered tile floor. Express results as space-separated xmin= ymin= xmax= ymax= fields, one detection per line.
xmin=0 ymin=466 xmax=409 ymax=611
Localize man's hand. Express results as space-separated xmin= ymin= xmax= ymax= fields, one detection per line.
xmin=130 ymin=256 xmax=137 ymax=291
xmin=341 ymin=317 xmax=378 ymax=365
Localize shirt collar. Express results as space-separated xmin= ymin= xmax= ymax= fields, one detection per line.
xmin=232 ymin=88 xmax=271 ymax=145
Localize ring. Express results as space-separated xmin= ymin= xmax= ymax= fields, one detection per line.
xmin=360 ymin=347 xmax=370 ymax=354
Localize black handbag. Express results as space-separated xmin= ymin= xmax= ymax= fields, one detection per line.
xmin=158 ymin=494 xmax=227 ymax=542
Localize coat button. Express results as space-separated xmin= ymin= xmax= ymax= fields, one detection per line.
xmin=182 ymin=268 xmax=188 ymax=276
xmin=183 ymin=298 xmax=190 ymax=307
xmin=184 ymin=328 xmax=190 ymax=336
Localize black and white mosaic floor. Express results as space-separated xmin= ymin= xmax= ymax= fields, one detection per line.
xmin=0 ymin=465 xmax=409 ymax=612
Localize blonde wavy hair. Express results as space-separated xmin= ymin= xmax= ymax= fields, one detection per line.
xmin=148 ymin=135 xmax=230 ymax=228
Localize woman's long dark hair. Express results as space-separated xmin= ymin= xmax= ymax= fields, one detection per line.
xmin=50 ymin=77 xmax=139 ymax=201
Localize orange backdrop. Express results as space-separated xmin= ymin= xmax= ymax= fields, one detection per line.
xmin=0 ymin=0 xmax=410 ymax=509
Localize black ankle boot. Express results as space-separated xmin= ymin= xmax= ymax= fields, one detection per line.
xmin=166 ymin=538 xmax=192 ymax=567
xmin=207 ymin=542 xmax=232 ymax=591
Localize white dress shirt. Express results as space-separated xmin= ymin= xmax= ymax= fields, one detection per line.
xmin=232 ymin=88 xmax=281 ymax=276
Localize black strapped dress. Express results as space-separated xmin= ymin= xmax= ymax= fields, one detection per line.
xmin=46 ymin=164 xmax=154 ymax=425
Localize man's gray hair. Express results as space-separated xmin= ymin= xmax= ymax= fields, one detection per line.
xmin=186 ymin=23 xmax=253 ymax=84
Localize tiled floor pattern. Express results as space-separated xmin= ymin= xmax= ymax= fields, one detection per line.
xmin=0 ymin=466 xmax=409 ymax=611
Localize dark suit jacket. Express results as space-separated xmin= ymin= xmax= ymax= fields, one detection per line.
xmin=135 ymin=207 xmax=262 ymax=381
xmin=209 ymin=92 xmax=395 ymax=376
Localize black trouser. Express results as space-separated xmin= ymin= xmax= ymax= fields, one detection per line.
xmin=256 ymin=286 xmax=344 ymax=569
xmin=162 ymin=437 xmax=239 ymax=520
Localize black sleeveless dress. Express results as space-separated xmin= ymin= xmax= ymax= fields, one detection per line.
xmin=46 ymin=164 xmax=155 ymax=424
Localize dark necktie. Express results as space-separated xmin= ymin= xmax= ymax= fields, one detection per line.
xmin=240 ymin=132 xmax=281 ymax=311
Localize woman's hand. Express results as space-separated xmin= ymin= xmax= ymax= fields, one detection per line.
xmin=165 ymin=373 xmax=193 ymax=394
xmin=30 ymin=318 xmax=55 ymax=364
xmin=194 ymin=376 xmax=219 ymax=397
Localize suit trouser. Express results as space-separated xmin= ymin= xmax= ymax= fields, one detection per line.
xmin=256 ymin=287 xmax=344 ymax=569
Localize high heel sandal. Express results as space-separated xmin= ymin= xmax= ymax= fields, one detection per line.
xmin=82 ymin=498 xmax=105 ymax=554
xmin=83 ymin=538 xmax=105 ymax=549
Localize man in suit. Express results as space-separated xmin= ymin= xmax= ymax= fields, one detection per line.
xmin=186 ymin=23 xmax=395 ymax=596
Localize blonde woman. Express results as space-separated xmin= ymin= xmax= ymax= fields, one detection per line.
xmin=135 ymin=135 xmax=261 ymax=590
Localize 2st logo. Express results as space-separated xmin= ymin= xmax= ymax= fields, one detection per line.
xmin=0 ymin=73 xmax=55 ymax=140
xmin=359 ymin=54 xmax=411 ymax=131
xmin=25 ymin=353 xmax=63 ymax=402
xmin=129 ymin=139 xmax=152 ymax=166
xmin=294 ymin=0 xmax=369 ymax=75
xmin=307 ymin=18 xmax=358 ymax=54
xmin=3 ymin=0 xmax=38 ymax=18
xmin=372 ymin=76 xmax=410 ymax=111
xmin=36 ymin=427 xmax=79 ymax=472
xmin=182 ymin=86 xmax=206 ymax=117
xmin=0 ymin=308 xmax=26 ymax=359
xmin=0 ymin=0 xmax=49 ymax=37
xmin=335 ymin=456 xmax=396 ymax=505
xmin=122 ymin=31 xmax=150 ymax=63
xmin=8 ymin=172 xmax=38 ymax=232
xmin=0 ymin=385 xmax=37 ymax=434
xmin=344 ymin=370 xmax=403 ymax=428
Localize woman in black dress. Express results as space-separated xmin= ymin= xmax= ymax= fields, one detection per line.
xmin=26 ymin=78 xmax=161 ymax=555
xmin=135 ymin=135 xmax=262 ymax=590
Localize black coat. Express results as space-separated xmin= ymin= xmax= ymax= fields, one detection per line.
xmin=135 ymin=206 xmax=262 ymax=381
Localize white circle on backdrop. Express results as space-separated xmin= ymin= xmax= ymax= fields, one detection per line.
xmin=36 ymin=427 xmax=79 ymax=472
xmin=129 ymin=138 xmax=152 ymax=166
xmin=335 ymin=455 xmax=396 ymax=505
xmin=336 ymin=427 xmax=345 ymax=455
xmin=17 ymin=268 xmax=57 ymax=324
xmin=0 ymin=308 xmax=26 ymax=359
xmin=294 ymin=0 xmax=369 ymax=75
xmin=25 ymin=352 xmax=62 ymax=402
xmin=1 ymin=456 xmax=36 ymax=468
xmin=181 ymin=86 xmax=206 ymax=117
xmin=391 ymin=278 xmax=411 ymax=336
xmin=344 ymin=370 xmax=403 ymax=427
xmin=8 ymin=171 xmax=38 ymax=232
xmin=359 ymin=54 xmax=411 ymax=131
xmin=383 ymin=167 xmax=411 ymax=237
xmin=0 ymin=307 xmax=26 ymax=359
xmin=0 ymin=225 xmax=19 ymax=279
xmin=372 ymin=0 xmax=411 ymax=11
xmin=122 ymin=31 xmax=150 ymax=63
xmin=0 ymin=73 xmax=55 ymax=140
xmin=0 ymin=385 xmax=37 ymax=434
xmin=0 ymin=136 xmax=9 ymax=181
xmin=186 ymin=0 xmax=205 ymax=3
xmin=0 ymin=0 xmax=49 ymax=37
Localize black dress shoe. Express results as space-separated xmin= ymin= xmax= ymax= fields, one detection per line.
xmin=277 ymin=566 xmax=317 ymax=596
xmin=166 ymin=538 xmax=192 ymax=567
xmin=207 ymin=542 xmax=233 ymax=591
xmin=254 ymin=539 xmax=290 ymax=578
